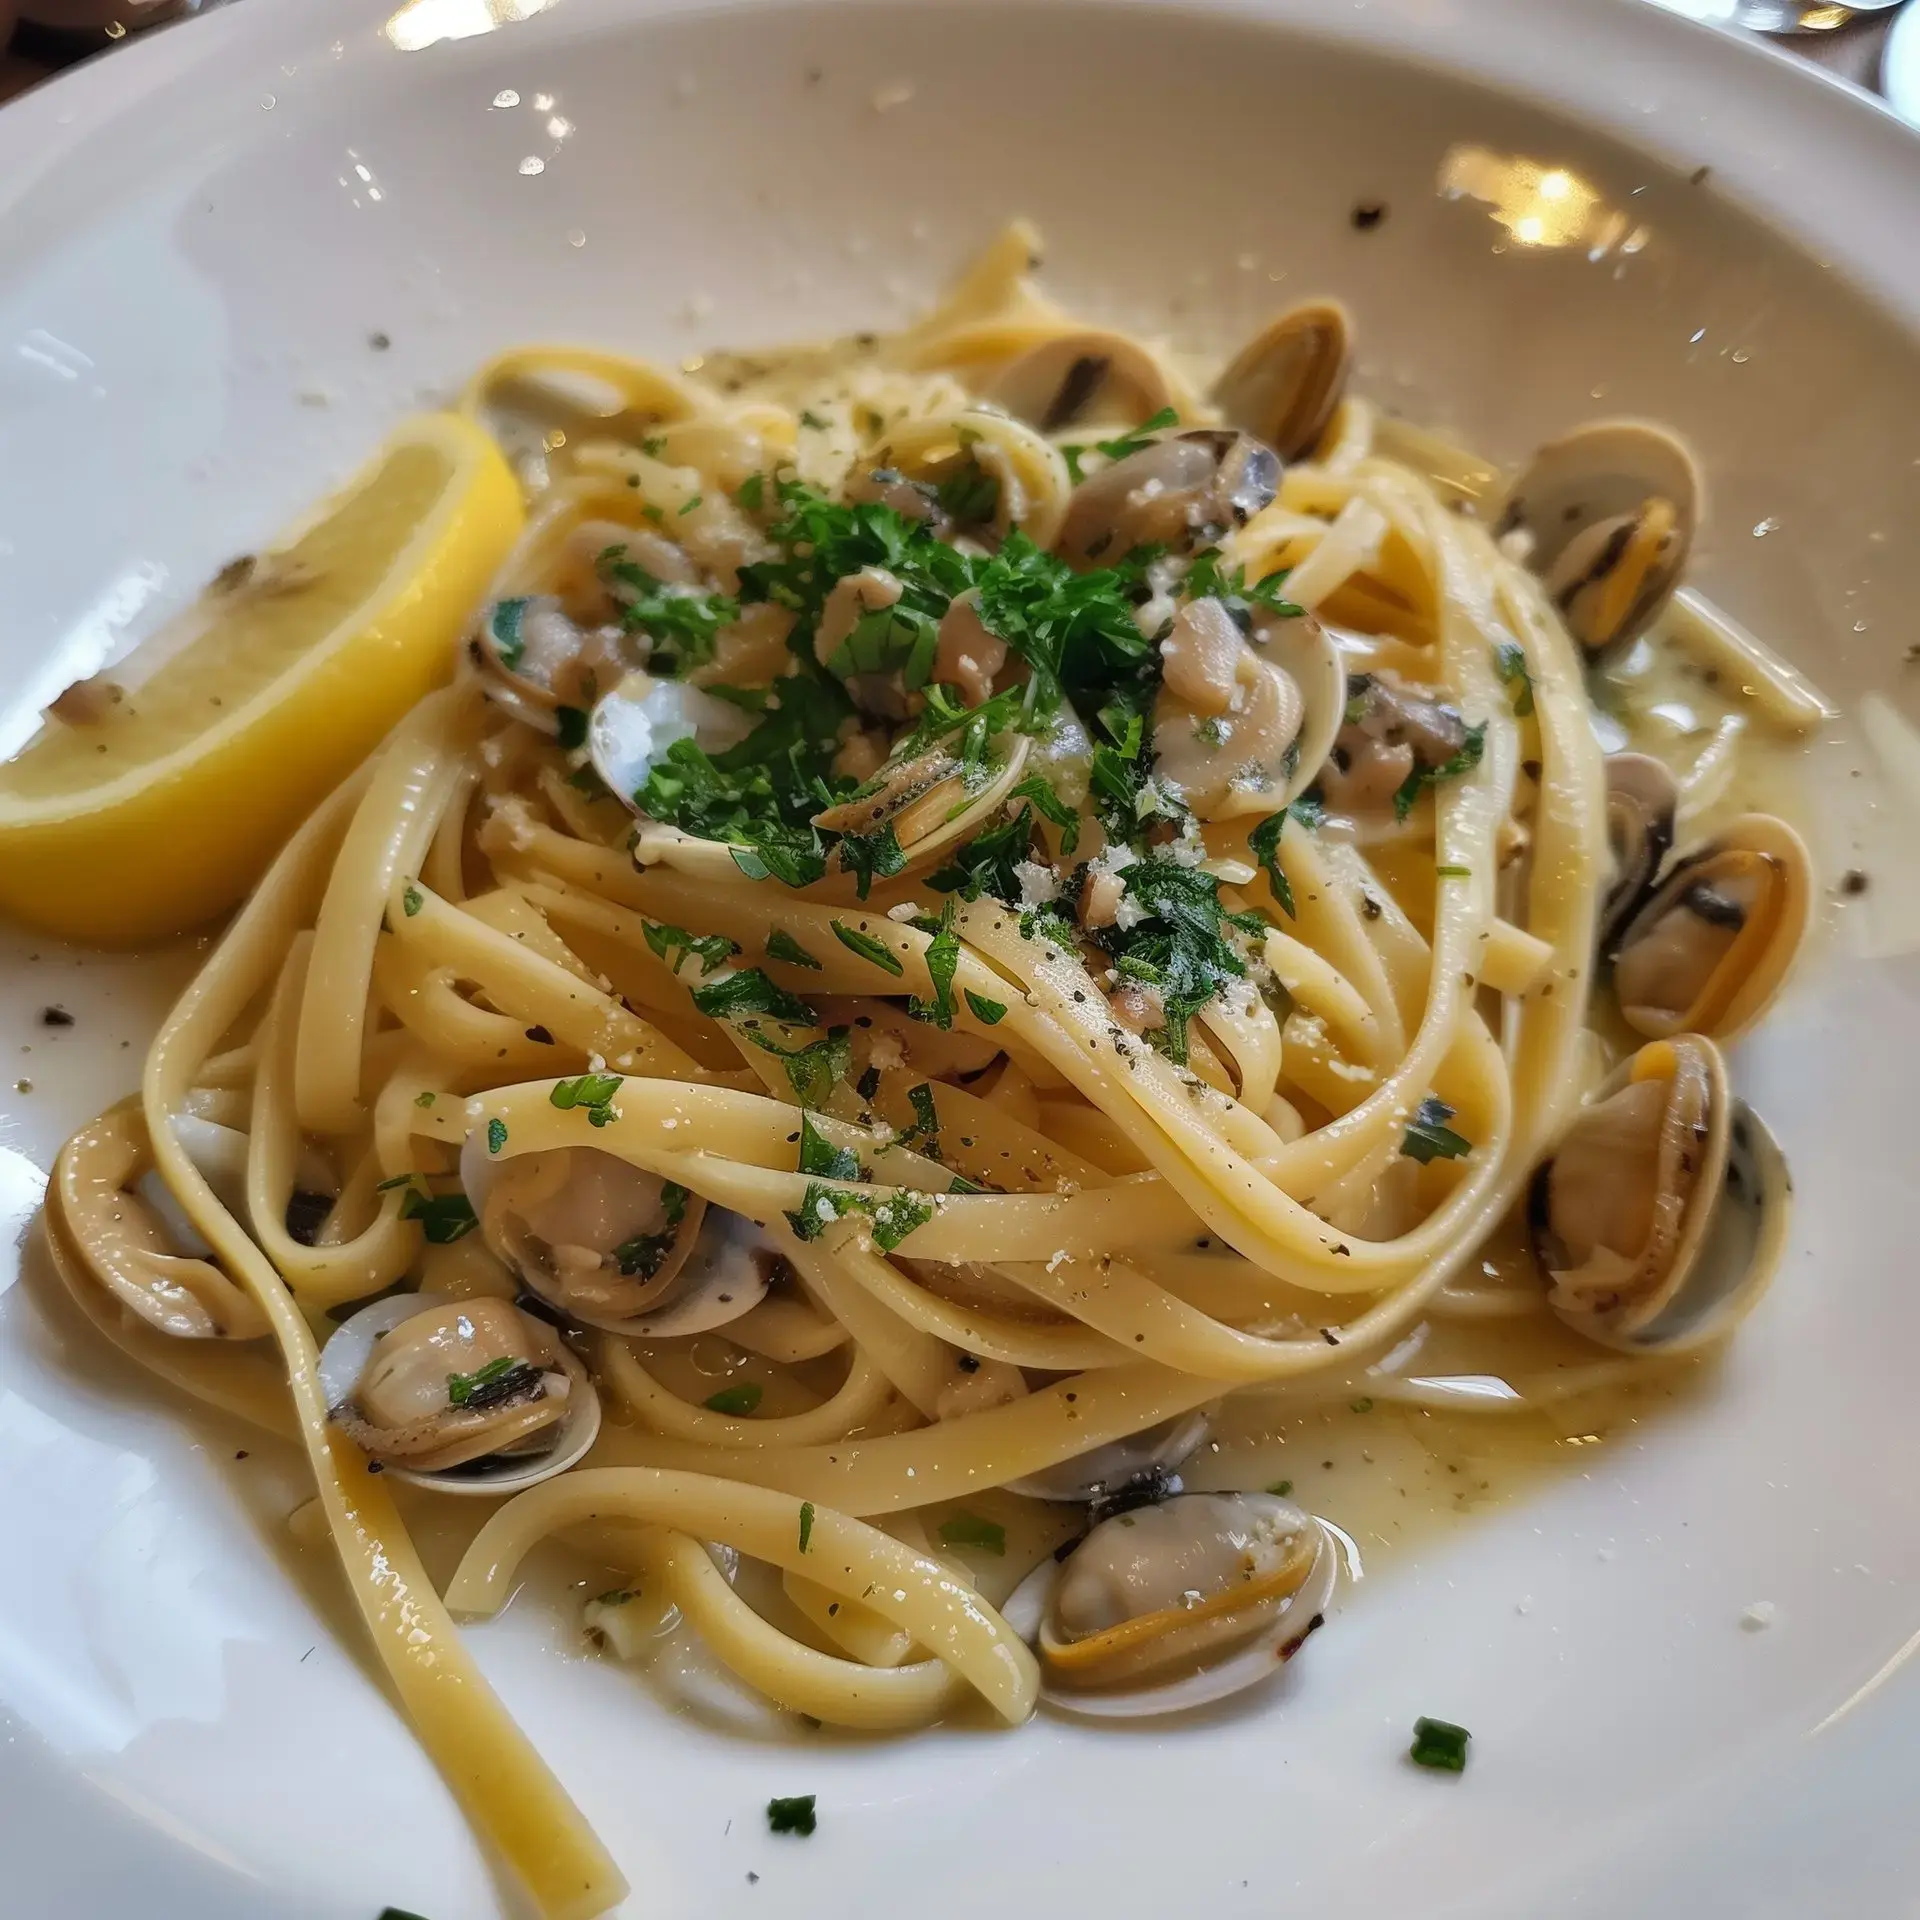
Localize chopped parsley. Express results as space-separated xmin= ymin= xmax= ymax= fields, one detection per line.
xmin=1494 ymin=639 xmax=1535 ymax=718
xmin=402 ymin=882 xmax=424 ymax=917
xmin=766 ymin=1793 xmax=818 ymax=1836
xmin=927 ymin=805 xmax=1040 ymax=906
xmin=901 ymin=1082 xmax=941 ymax=1156
xmin=486 ymin=1117 xmax=508 ymax=1155
xmin=964 ymin=989 xmax=1007 ymax=1026
xmin=783 ymin=1182 xmax=932 ymax=1250
xmin=1059 ymin=405 xmax=1180 ymax=482
xmin=413 ymin=1090 xmax=436 ymax=1109
xmin=1183 ymin=551 xmax=1304 ymax=620
xmin=735 ymin=471 xmax=766 ymax=510
xmin=798 ymin=1112 xmax=860 ymax=1181
xmin=749 ymin=1025 xmax=853 ymax=1107
xmin=599 ymin=549 xmax=739 ymax=675
xmin=643 ymin=921 xmax=740 ymax=977
xmin=550 ymin=1072 xmax=623 ymax=1128
xmin=1392 ymin=721 xmax=1488 ymax=823
xmin=485 ymin=597 xmax=527 ymax=669
xmin=612 ymin=1180 xmax=689 ymax=1278
xmin=1085 ymin=858 xmax=1267 ymax=1065
xmin=399 ymin=1188 xmax=477 ymax=1243
xmin=1409 ymin=1717 xmax=1471 ymax=1772
xmin=1401 ymin=1095 xmax=1472 ymax=1164
xmin=836 ymin=821 xmax=907 ymax=900
xmin=831 ymin=920 xmax=905 ymax=976
xmin=1006 ymin=775 xmax=1081 ymax=855
xmin=446 ymin=1355 xmax=543 ymax=1409
xmin=690 ymin=968 xmax=818 ymax=1027
xmin=766 ymin=929 xmax=823 ymax=970
xmin=937 ymin=1510 xmax=1007 ymax=1555
xmin=1266 ymin=1479 xmax=1294 ymax=1497
xmin=704 ymin=1383 xmax=763 ymax=1416
xmin=906 ymin=897 xmax=960 ymax=1027
xmin=798 ymin=1501 xmax=815 ymax=1552
xmin=1436 ymin=864 xmax=1472 ymax=878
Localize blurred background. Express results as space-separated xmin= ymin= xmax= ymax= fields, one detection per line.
xmin=0 ymin=0 xmax=1914 ymax=112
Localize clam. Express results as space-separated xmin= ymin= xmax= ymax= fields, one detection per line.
xmin=1532 ymin=1032 xmax=1789 ymax=1353
xmin=1607 ymin=812 xmax=1810 ymax=1045
xmin=470 ymin=594 xmax=629 ymax=735
xmin=318 ymin=1292 xmax=599 ymax=1494
xmin=1058 ymin=430 xmax=1280 ymax=571
xmin=1008 ymin=1412 xmax=1212 ymax=1505
xmin=1600 ymin=752 xmax=1679 ymax=950
xmin=983 ymin=330 xmax=1178 ymax=433
xmin=588 ymin=669 xmax=755 ymax=801
xmin=812 ymin=727 xmax=1034 ymax=881
xmin=461 ymin=1133 xmax=772 ymax=1337
xmin=1211 ymin=300 xmax=1353 ymax=462
xmin=1496 ymin=421 xmax=1701 ymax=658
xmin=1152 ymin=595 xmax=1345 ymax=819
xmin=1001 ymin=1490 xmax=1338 ymax=1717
xmin=1313 ymin=669 xmax=1475 ymax=827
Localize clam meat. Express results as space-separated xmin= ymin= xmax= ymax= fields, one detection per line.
xmin=319 ymin=1292 xmax=599 ymax=1493
xmin=1606 ymin=812 xmax=1810 ymax=1046
xmin=1002 ymin=1489 xmax=1337 ymax=1717
xmin=1057 ymin=430 xmax=1279 ymax=571
xmin=1533 ymin=1032 xmax=1789 ymax=1353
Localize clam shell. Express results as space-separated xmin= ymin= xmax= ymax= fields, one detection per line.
xmin=1210 ymin=300 xmax=1353 ymax=461
xmin=1000 ymin=1491 xmax=1337 ymax=1719
xmin=318 ymin=1292 xmax=600 ymax=1496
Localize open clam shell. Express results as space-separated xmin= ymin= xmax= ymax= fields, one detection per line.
xmin=318 ymin=1292 xmax=600 ymax=1495
xmin=982 ymin=329 xmax=1180 ymax=434
xmin=1007 ymin=1412 xmax=1213 ymax=1504
xmin=1210 ymin=300 xmax=1353 ymax=462
xmin=1599 ymin=751 xmax=1679 ymax=952
xmin=1496 ymin=420 xmax=1701 ymax=658
xmin=1607 ymin=811 xmax=1811 ymax=1047
xmin=816 ymin=728 xmax=1035 ymax=880
xmin=462 ymin=1130 xmax=772 ymax=1338
xmin=1001 ymin=1490 xmax=1337 ymax=1719
xmin=1533 ymin=1033 xmax=1789 ymax=1354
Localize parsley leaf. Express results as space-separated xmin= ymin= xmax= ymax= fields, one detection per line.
xmin=1249 ymin=811 xmax=1296 ymax=919
xmin=783 ymin=1182 xmax=932 ymax=1250
xmin=399 ymin=1188 xmax=477 ymax=1243
xmin=1392 ymin=722 xmax=1488 ymax=824
xmin=612 ymin=1180 xmax=690 ymax=1278
xmin=550 ymin=1072 xmax=623 ymax=1128
xmin=766 ymin=1793 xmax=818 ymax=1836
xmin=1085 ymin=858 xmax=1264 ymax=1065
xmin=798 ymin=1112 xmax=860 ymax=1181
xmin=964 ymin=989 xmax=1007 ymax=1025
xmin=446 ymin=1355 xmax=542 ymax=1409
xmin=831 ymin=920 xmax=905 ymax=976
xmin=1494 ymin=640 xmax=1535 ymax=718
xmin=937 ymin=1511 xmax=1007 ymax=1554
xmin=1401 ymin=1094 xmax=1473 ymax=1164
xmin=766 ymin=929 xmax=823 ymax=970
xmin=907 ymin=897 xmax=960 ymax=1027
xmin=749 ymin=1025 xmax=853 ymax=1107
xmin=704 ymin=1382 xmax=763 ymax=1415
xmin=836 ymin=822 xmax=906 ymax=900
xmin=797 ymin=1502 xmax=815 ymax=1554
xmin=643 ymin=920 xmax=740 ymax=977
xmin=690 ymin=969 xmax=819 ymax=1027
xmin=901 ymin=1082 xmax=941 ymax=1156
xmin=599 ymin=550 xmax=740 ymax=676
xmin=1007 ymin=775 xmax=1081 ymax=855
xmin=1409 ymin=1717 xmax=1471 ymax=1772
xmin=486 ymin=1117 xmax=508 ymax=1155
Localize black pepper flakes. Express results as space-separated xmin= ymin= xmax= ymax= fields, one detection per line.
xmin=368 ymin=330 xmax=391 ymax=351
xmin=1351 ymin=201 xmax=1387 ymax=231
xmin=39 ymin=1006 xmax=74 ymax=1028
xmin=525 ymin=1024 xmax=555 ymax=1044
xmin=1840 ymin=869 xmax=1870 ymax=897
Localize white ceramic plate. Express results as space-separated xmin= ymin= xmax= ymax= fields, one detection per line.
xmin=4 ymin=1 xmax=1920 ymax=1914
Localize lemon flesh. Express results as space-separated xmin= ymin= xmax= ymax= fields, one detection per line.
xmin=0 ymin=414 xmax=522 ymax=946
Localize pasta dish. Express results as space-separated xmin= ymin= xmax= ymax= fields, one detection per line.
xmin=31 ymin=224 xmax=1824 ymax=1918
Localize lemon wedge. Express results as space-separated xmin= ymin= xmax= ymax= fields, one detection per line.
xmin=0 ymin=413 xmax=523 ymax=947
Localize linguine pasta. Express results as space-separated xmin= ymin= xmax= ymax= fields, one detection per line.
xmin=39 ymin=224 xmax=1819 ymax=1917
